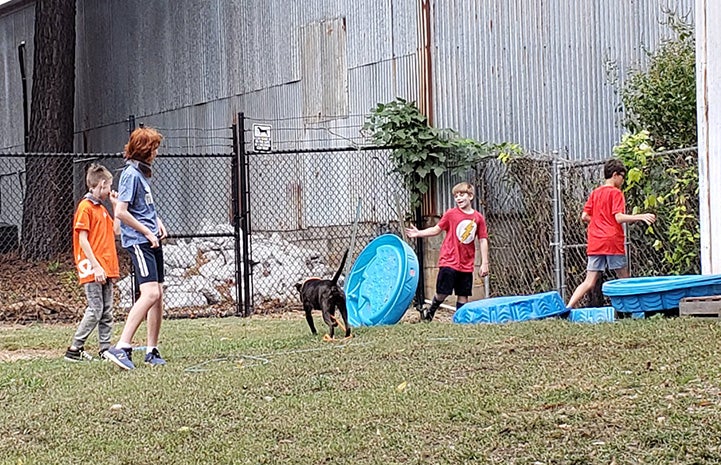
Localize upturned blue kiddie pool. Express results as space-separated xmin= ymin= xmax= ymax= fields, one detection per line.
xmin=602 ymin=275 xmax=721 ymax=313
xmin=453 ymin=291 xmax=567 ymax=324
xmin=344 ymin=234 xmax=419 ymax=327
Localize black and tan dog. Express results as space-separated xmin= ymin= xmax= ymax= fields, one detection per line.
xmin=295 ymin=249 xmax=351 ymax=341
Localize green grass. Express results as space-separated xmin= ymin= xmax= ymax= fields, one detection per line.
xmin=2 ymin=316 xmax=721 ymax=464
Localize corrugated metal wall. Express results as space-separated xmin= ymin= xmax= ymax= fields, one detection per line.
xmin=0 ymin=0 xmax=34 ymax=152
xmin=0 ymin=0 xmax=697 ymax=222
xmin=71 ymin=0 xmax=420 ymax=154
xmin=431 ymin=0 xmax=695 ymax=162
xmin=2 ymin=0 xmax=694 ymax=157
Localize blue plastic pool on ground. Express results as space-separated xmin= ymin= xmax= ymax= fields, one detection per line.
xmin=344 ymin=234 xmax=419 ymax=327
xmin=568 ymin=307 xmax=616 ymax=323
xmin=602 ymin=275 xmax=721 ymax=313
xmin=452 ymin=291 xmax=567 ymax=324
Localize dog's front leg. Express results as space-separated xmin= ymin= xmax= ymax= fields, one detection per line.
xmin=304 ymin=304 xmax=318 ymax=335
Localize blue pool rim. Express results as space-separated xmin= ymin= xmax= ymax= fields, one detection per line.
xmin=602 ymin=275 xmax=721 ymax=312
xmin=344 ymin=234 xmax=420 ymax=327
xmin=453 ymin=291 xmax=567 ymax=324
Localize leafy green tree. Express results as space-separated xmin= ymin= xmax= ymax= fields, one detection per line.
xmin=621 ymin=16 xmax=696 ymax=149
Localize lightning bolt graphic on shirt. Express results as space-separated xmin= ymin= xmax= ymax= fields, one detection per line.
xmin=460 ymin=222 xmax=474 ymax=242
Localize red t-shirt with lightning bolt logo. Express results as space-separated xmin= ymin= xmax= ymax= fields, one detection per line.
xmin=436 ymin=207 xmax=488 ymax=272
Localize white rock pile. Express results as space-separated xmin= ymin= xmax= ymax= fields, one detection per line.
xmin=116 ymin=224 xmax=339 ymax=310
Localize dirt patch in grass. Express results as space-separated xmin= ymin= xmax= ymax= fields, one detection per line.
xmin=0 ymin=348 xmax=59 ymax=362
xmin=0 ymin=252 xmax=454 ymax=325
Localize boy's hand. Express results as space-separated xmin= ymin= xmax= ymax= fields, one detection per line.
xmin=638 ymin=213 xmax=656 ymax=225
xmin=109 ymin=191 xmax=119 ymax=207
xmin=405 ymin=226 xmax=419 ymax=238
xmin=158 ymin=222 xmax=168 ymax=240
xmin=94 ymin=266 xmax=107 ymax=284
xmin=479 ymin=263 xmax=489 ymax=278
xmin=145 ymin=231 xmax=160 ymax=248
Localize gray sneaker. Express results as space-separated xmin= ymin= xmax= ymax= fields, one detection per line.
xmin=144 ymin=348 xmax=166 ymax=367
xmin=104 ymin=347 xmax=135 ymax=370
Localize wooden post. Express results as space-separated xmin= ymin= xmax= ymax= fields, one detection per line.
xmin=697 ymin=0 xmax=721 ymax=274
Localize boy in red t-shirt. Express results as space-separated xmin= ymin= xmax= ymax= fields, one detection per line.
xmin=406 ymin=182 xmax=490 ymax=321
xmin=64 ymin=164 xmax=121 ymax=361
xmin=567 ymin=158 xmax=656 ymax=308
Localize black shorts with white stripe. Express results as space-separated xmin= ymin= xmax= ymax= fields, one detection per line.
xmin=125 ymin=242 xmax=164 ymax=285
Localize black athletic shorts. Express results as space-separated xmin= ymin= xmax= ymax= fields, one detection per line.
xmin=436 ymin=266 xmax=473 ymax=297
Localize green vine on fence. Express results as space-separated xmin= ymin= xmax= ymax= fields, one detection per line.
xmin=613 ymin=130 xmax=700 ymax=275
xmin=363 ymin=98 xmax=514 ymax=209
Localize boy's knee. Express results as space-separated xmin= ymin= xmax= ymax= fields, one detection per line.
xmin=139 ymin=284 xmax=161 ymax=302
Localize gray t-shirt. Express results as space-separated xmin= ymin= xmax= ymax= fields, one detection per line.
xmin=117 ymin=161 xmax=159 ymax=248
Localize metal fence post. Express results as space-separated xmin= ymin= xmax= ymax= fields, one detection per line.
xmin=237 ymin=113 xmax=253 ymax=317
xmin=414 ymin=204 xmax=426 ymax=310
xmin=126 ymin=115 xmax=136 ymax=135
xmin=231 ymin=121 xmax=242 ymax=317
xmin=551 ymin=154 xmax=566 ymax=299
xmin=124 ymin=114 xmax=140 ymax=305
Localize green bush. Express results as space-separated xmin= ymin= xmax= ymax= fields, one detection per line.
xmin=621 ymin=16 xmax=696 ymax=149
xmin=364 ymin=98 xmax=507 ymax=209
xmin=614 ymin=131 xmax=699 ymax=275
xmin=617 ymin=14 xmax=699 ymax=275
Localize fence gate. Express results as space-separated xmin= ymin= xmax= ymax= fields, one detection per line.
xmin=235 ymin=113 xmax=413 ymax=314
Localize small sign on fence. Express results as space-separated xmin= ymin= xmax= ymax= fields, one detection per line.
xmin=252 ymin=124 xmax=272 ymax=152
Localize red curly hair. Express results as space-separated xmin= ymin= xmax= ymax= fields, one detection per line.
xmin=124 ymin=127 xmax=163 ymax=163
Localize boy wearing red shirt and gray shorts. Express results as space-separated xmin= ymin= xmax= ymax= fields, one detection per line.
xmin=406 ymin=182 xmax=490 ymax=322
xmin=567 ymin=158 xmax=656 ymax=308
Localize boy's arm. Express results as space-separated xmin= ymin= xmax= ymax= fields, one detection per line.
xmin=157 ymin=216 xmax=168 ymax=239
xmin=405 ymin=224 xmax=442 ymax=239
xmin=109 ymin=191 xmax=121 ymax=235
xmin=581 ymin=211 xmax=591 ymax=223
xmin=78 ymin=230 xmax=107 ymax=283
xmin=478 ymin=237 xmax=489 ymax=277
xmin=114 ymin=201 xmax=160 ymax=248
xmin=615 ymin=212 xmax=656 ymax=225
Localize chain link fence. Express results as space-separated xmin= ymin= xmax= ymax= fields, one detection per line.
xmin=0 ymin=131 xmax=700 ymax=321
xmin=0 ymin=149 xmax=241 ymax=322
xmin=242 ymin=144 xmax=411 ymax=310
xmin=468 ymin=148 xmax=699 ymax=307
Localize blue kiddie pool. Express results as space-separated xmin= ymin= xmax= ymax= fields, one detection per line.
xmin=344 ymin=234 xmax=420 ymax=327
xmin=453 ymin=291 xmax=567 ymax=324
xmin=603 ymin=275 xmax=721 ymax=313
xmin=568 ymin=307 xmax=616 ymax=323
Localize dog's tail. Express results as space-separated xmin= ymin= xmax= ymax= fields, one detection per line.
xmin=331 ymin=249 xmax=349 ymax=285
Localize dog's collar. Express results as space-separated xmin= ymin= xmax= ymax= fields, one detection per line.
xmin=299 ymin=277 xmax=321 ymax=294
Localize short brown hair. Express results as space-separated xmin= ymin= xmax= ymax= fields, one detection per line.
xmin=124 ymin=127 xmax=163 ymax=163
xmin=86 ymin=163 xmax=112 ymax=189
xmin=452 ymin=182 xmax=474 ymax=197
xmin=603 ymin=158 xmax=626 ymax=179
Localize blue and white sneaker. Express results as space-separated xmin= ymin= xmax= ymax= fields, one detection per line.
xmin=144 ymin=348 xmax=166 ymax=367
xmin=104 ymin=346 xmax=135 ymax=370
